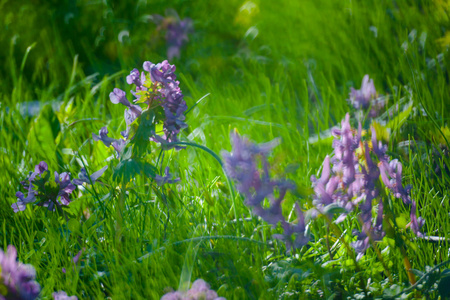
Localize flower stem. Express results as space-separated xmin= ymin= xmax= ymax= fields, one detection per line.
xmin=326 ymin=216 xmax=367 ymax=293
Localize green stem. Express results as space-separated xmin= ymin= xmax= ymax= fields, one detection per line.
xmin=325 ymin=216 xmax=367 ymax=293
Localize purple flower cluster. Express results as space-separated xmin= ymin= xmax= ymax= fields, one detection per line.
xmin=152 ymin=10 xmax=193 ymax=60
xmin=12 ymin=162 xmax=76 ymax=213
xmin=142 ymin=60 xmax=188 ymax=146
xmin=161 ymin=279 xmax=225 ymax=300
xmin=348 ymin=75 xmax=385 ymax=118
xmin=222 ymin=132 xmax=308 ymax=251
xmin=93 ymin=60 xmax=187 ymax=153
xmin=311 ymin=113 xmax=424 ymax=258
xmin=0 ymin=245 xmax=40 ymax=300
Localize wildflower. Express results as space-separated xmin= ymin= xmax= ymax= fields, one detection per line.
xmin=109 ymin=88 xmax=142 ymax=125
xmin=52 ymin=291 xmax=77 ymax=300
xmin=92 ymin=127 xmax=126 ymax=157
xmin=93 ymin=60 xmax=188 ymax=153
xmin=222 ymin=132 xmax=308 ymax=251
xmin=351 ymin=199 xmax=385 ymax=260
xmin=311 ymin=114 xmax=364 ymax=222
xmin=348 ymin=75 xmax=384 ymax=118
xmin=142 ymin=60 xmax=188 ymax=145
xmin=12 ymin=162 xmax=50 ymax=212
xmin=73 ymin=166 xmax=108 ymax=185
xmin=161 ymin=279 xmax=225 ymax=300
xmin=311 ymin=114 xmax=425 ymax=258
xmin=12 ymin=162 xmax=76 ymax=212
xmin=152 ymin=9 xmax=193 ymax=60
xmin=154 ymin=167 xmax=180 ymax=186
xmin=0 ymin=245 xmax=40 ymax=300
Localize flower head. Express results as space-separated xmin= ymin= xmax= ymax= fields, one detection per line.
xmin=12 ymin=162 xmax=76 ymax=212
xmin=311 ymin=115 xmax=425 ymax=258
xmin=152 ymin=9 xmax=193 ymax=60
xmin=222 ymin=132 xmax=307 ymax=251
xmin=52 ymin=291 xmax=77 ymax=300
xmin=348 ymin=75 xmax=384 ymax=118
xmin=93 ymin=60 xmax=188 ymax=153
xmin=0 ymin=245 xmax=40 ymax=300
xmin=73 ymin=166 xmax=108 ymax=186
xmin=92 ymin=127 xmax=126 ymax=157
xmin=161 ymin=279 xmax=225 ymax=300
xmin=154 ymin=167 xmax=180 ymax=186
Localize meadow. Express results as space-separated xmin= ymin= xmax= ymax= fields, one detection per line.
xmin=1 ymin=0 xmax=450 ymax=299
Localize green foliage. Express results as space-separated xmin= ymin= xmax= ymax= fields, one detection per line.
xmin=27 ymin=104 xmax=61 ymax=164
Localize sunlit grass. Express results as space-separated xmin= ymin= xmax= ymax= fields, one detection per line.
xmin=1 ymin=0 xmax=449 ymax=299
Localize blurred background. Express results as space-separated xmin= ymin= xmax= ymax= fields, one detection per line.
xmin=1 ymin=0 xmax=448 ymax=105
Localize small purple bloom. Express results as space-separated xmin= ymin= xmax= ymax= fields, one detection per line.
xmin=98 ymin=60 xmax=188 ymax=156
xmin=126 ymin=68 xmax=143 ymax=86
xmin=154 ymin=167 xmax=180 ymax=186
xmin=34 ymin=161 xmax=48 ymax=175
xmin=92 ymin=127 xmax=126 ymax=157
xmin=73 ymin=166 xmax=108 ymax=185
xmin=52 ymin=291 xmax=78 ymax=300
xmin=348 ymin=75 xmax=384 ymax=118
xmin=0 ymin=245 xmax=40 ymax=300
xmin=13 ymin=162 xmax=77 ymax=212
xmin=92 ymin=127 xmax=116 ymax=147
xmin=109 ymin=88 xmax=142 ymax=125
xmin=161 ymin=279 xmax=225 ymax=300
xmin=152 ymin=10 xmax=193 ymax=60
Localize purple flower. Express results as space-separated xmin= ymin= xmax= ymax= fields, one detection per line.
xmin=154 ymin=167 xmax=180 ymax=186
xmin=34 ymin=161 xmax=48 ymax=175
xmin=73 ymin=166 xmax=108 ymax=185
xmin=109 ymin=88 xmax=142 ymax=125
xmin=331 ymin=114 xmax=361 ymax=185
xmin=351 ymin=199 xmax=385 ymax=260
xmin=52 ymin=291 xmax=77 ymax=300
xmin=96 ymin=60 xmax=188 ymax=156
xmin=61 ymin=249 xmax=84 ymax=274
xmin=311 ymin=115 xmax=425 ymax=258
xmin=152 ymin=10 xmax=193 ymax=60
xmin=92 ymin=127 xmax=126 ymax=157
xmin=92 ymin=127 xmax=116 ymax=147
xmin=161 ymin=279 xmax=225 ymax=300
xmin=222 ymin=132 xmax=308 ymax=251
xmin=410 ymin=201 xmax=425 ymax=238
xmin=12 ymin=162 xmax=76 ymax=212
xmin=12 ymin=191 xmax=36 ymax=213
xmin=0 ymin=245 xmax=40 ymax=300
xmin=348 ymin=75 xmax=384 ymax=118
xmin=141 ymin=60 xmax=188 ymax=145
xmin=311 ymin=114 xmax=364 ymax=221
xmin=126 ymin=68 xmax=144 ymax=87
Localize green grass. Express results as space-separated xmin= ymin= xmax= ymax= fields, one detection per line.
xmin=1 ymin=0 xmax=450 ymax=299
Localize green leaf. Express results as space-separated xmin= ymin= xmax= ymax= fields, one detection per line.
xmin=67 ymin=219 xmax=81 ymax=233
xmin=132 ymin=109 xmax=155 ymax=157
xmin=27 ymin=104 xmax=61 ymax=162
xmin=113 ymin=158 xmax=141 ymax=183
xmin=141 ymin=161 xmax=157 ymax=178
xmin=438 ymin=270 xmax=450 ymax=298
xmin=395 ymin=215 xmax=408 ymax=229
xmin=323 ymin=203 xmax=347 ymax=216
xmin=386 ymin=102 xmax=413 ymax=132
